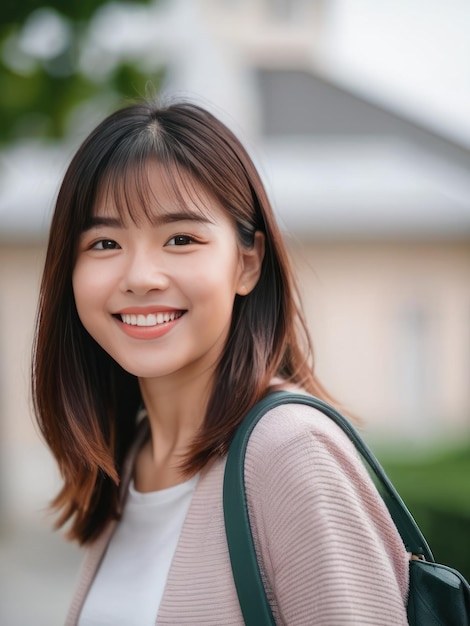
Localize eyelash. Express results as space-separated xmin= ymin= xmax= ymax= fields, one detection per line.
xmin=165 ymin=235 xmax=198 ymax=246
xmin=91 ymin=239 xmax=120 ymax=250
xmin=88 ymin=234 xmax=198 ymax=250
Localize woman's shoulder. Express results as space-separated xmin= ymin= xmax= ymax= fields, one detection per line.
xmin=243 ymin=392 xmax=376 ymax=511
xmin=246 ymin=392 xmax=357 ymax=465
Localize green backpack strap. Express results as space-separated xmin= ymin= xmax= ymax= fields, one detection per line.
xmin=223 ymin=391 xmax=433 ymax=626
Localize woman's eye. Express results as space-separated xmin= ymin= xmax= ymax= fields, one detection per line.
xmin=166 ymin=235 xmax=195 ymax=246
xmin=92 ymin=239 xmax=120 ymax=250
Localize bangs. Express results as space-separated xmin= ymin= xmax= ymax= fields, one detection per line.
xmin=92 ymin=157 xmax=218 ymax=226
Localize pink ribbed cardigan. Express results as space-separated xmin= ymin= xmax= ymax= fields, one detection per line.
xmin=65 ymin=403 xmax=409 ymax=625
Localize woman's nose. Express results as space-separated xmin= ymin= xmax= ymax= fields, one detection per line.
xmin=120 ymin=249 xmax=170 ymax=295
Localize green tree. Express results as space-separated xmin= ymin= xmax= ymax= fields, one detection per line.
xmin=0 ymin=0 xmax=164 ymax=144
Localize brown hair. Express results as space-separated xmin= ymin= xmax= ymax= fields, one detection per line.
xmin=32 ymin=100 xmax=333 ymax=544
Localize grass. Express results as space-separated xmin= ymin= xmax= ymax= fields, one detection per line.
xmin=380 ymin=444 xmax=470 ymax=517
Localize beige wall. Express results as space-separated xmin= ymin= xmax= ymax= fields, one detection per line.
xmin=0 ymin=243 xmax=59 ymax=523
xmin=1 ymin=239 xmax=469 ymax=521
xmin=290 ymin=239 xmax=470 ymax=437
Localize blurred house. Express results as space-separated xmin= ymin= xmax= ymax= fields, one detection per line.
xmin=1 ymin=0 xmax=469 ymax=529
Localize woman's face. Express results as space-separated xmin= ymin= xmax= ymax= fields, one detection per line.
xmin=72 ymin=163 xmax=263 ymax=385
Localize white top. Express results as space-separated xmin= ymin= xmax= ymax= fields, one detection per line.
xmin=78 ymin=473 xmax=199 ymax=626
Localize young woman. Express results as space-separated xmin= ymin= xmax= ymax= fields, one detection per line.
xmin=32 ymin=101 xmax=409 ymax=624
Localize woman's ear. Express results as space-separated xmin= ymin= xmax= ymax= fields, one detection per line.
xmin=237 ymin=231 xmax=265 ymax=296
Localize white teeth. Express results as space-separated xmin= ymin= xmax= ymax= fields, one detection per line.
xmin=120 ymin=312 xmax=181 ymax=327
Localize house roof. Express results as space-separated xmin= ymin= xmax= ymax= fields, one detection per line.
xmin=0 ymin=142 xmax=65 ymax=241
xmin=256 ymin=68 xmax=470 ymax=169
xmin=257 ymin=136 xmax=470 ymax=239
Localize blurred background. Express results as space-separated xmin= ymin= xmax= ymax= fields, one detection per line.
xmin=1 ymin=0 xmax=469 ymax=623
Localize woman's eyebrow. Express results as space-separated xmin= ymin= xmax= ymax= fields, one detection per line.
xmin=83 ymin=210 xmax=215 ymax=231
xmin=150 ymin=209 xmax=215 ymax=226
xmin=83 ymin=216 xmax=123 ymax=231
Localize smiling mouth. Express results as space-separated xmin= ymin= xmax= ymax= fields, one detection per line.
xmin=117 ymin=311 xmax=185 ymax=327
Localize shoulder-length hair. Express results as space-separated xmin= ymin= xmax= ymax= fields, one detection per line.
xmin=32 ymin=100 xmax=333 ymax=544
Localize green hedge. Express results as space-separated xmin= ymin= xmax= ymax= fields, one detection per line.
xmin=380 ymin=444 xmax=470 ymax=580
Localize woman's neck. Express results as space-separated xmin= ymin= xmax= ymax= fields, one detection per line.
xmin=134 ymin=373 xmax=211 ymax=491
